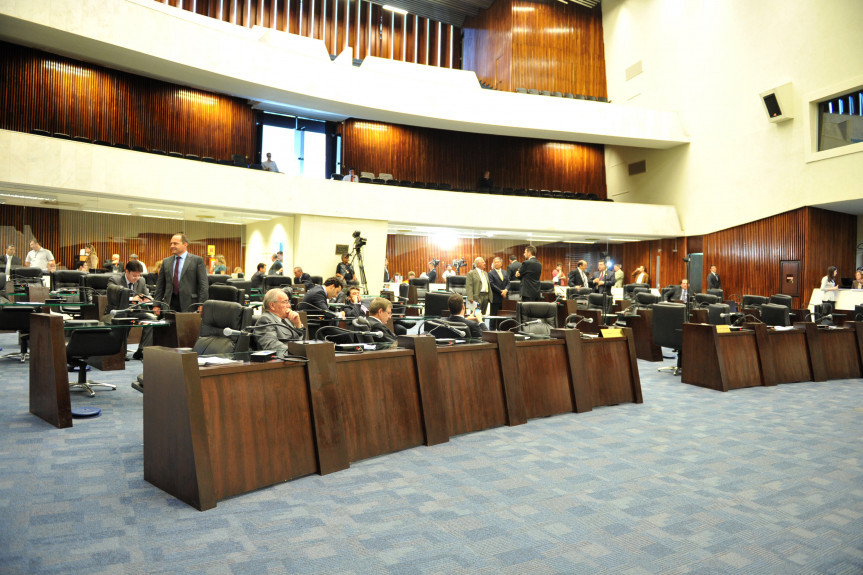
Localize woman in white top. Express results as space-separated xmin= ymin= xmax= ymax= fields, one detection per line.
xmin=820 ymin=265 xmax=839 ymax=316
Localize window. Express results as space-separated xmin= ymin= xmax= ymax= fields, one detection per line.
xmin=818 ymin=88 xmax=863 ymax=152
xmin=260 ymin=114 xmax=329 ymax=178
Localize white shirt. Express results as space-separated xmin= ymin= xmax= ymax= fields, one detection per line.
xmin=343 ymin=174 xmax=359 ymax=182
xmin=25 ymin=248 xmax=54 ymax=270
xmin=262 ymin=160 xmax=279 ymax=173
xmin=135 ymin=261 xmax=148 ymax=274
xmin=442 ymin=270 xmax=455 ymax=279
xmin=820 ymin=276 xmax=837 ymax=301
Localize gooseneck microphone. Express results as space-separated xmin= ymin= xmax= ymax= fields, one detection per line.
xmin=425 ymin=319 xmax=467 ymax=338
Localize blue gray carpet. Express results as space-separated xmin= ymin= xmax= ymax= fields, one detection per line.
xmin=0 ymin=332 xmax=861 ymax=574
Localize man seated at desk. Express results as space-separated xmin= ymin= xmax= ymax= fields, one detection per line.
xmin=255 ymin=288 xmax=304 ymax=352
xmin=106 ymin=260 xmax=153 ymax=360
xmin=365 ymin=297 xmax=398 ymax=343
xmin=669 ymin=278 xmax=692 ymax=303
xmin=446 ymin=293 xmax=487 ymax=338
xmin=342 ymin=285 xmax=367 ymax=318
xmin=301 ymin=276 xmax=345 ymax=319
xmin=293 ymin=266 xmax=312 ymax=289
xmin=250 ymin=263 xmax=267 ymax=290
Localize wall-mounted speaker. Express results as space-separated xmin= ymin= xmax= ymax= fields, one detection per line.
xmin=760 ymin=82 xmax=794 ymax=123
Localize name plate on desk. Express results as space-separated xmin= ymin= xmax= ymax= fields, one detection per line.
xmin=600 ymin=328 xmax=624 ymax=338
xmin=715 ymin=324 xmax=731 ymax=333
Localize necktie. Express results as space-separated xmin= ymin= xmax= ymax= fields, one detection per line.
xmin=173 ymin=256 xmax=180 ymax=295
xmin=497 ymin=269 xmax=503 ymax=280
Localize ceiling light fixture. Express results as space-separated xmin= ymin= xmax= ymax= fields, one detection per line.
xmin=0 ymin=192 xmax=55 ymax=202
xmin=382 ymin=4 xmax=408 ymax=15
xmin=90 ymin=210 xmax=132 ymax=216
xmin=133 ymin=206 xmax=184 ymax=213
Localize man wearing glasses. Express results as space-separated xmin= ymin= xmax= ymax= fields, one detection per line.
xmin=255 ymin=288 xmax=304 ymax=352
xmin=365 ymin=298 xmax=398 ymax=343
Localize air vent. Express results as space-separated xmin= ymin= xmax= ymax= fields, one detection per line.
xmin=628 ymin=160 xmax=646 ymax=176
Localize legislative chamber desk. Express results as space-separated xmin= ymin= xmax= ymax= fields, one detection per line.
xmin=144 ymin=328 xmax=643 ymax=510
xmin=681 ymin=322 xmax=863 ymax=392
xmin=29 ymin=312 xmax=197 ymax=429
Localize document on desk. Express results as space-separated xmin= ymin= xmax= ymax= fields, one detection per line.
xmin=772 ymin=326 xmax=795 ymax=331
xmin=197 ymin=357 xmax=242 ymax=366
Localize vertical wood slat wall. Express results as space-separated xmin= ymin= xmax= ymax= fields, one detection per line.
xmin=0 ymin=43 xmax=256 ymax=162
xmin=342 ymin=119 xmax=607 ymax=196
xmin=160 ymin=0 xmax=461 ymax=69
xmin=387 ymin=207 xmax=857 ymax=307
xmin=0 ymin=205 xmax=245 ymax=274
xmin=463 ymin=0 xmax=607 ymax=97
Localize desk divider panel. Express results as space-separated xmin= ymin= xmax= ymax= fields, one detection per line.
xmin=143 ymin=347 xmax=216 ymax=511
xmin=515 ymin=338 xmax=574 ymax=419
xmin=481 ymin=331 xmax=527 ymax=426
xmin=29 ymin=313 xmax=73 ymax=429
xmin=632 ymin=309 xmax=663 ymax=362
xmin=852 ymin=322 xmax=863 ymax=372
xmin=794 ymin=322 xmax=828 ymax=382
xmin=398 ymin=335 xmax=449 ymax=446
xmin=550 ymin=328 xmax=592 ymax=413
xmin=153 ymin=311 xmax=201 ymax=349
xmin=747 ymin=323 xmax=779 ymax=387
xmin=288 ymin=341 xmax=350 ymax=475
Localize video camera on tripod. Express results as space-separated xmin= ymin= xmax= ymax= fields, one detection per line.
xmin=452 ymin=258 xmax=466 ymax=273
xmin=352 ymin=230 xmax=367 ymax=252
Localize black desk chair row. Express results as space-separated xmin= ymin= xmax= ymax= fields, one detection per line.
xmin=0 ymin=305 xmax=35 ymax=362
xmin=68 ymin=325 xmax=128 ymax=397
xmin=653 ymin=302 xmax=686 ymax=375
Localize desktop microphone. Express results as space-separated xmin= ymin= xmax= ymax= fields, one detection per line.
xmin=223 ymin=322 xmax=304 ymax=339
xmin=425 ymin=319 xmax=467 ymax=338
xmin=507 ymin=319 xmax=542 ymax=333
xmin=566 ymin=315 xmax=594 ymax=329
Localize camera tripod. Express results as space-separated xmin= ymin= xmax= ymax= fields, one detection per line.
xmin=349 ymin=246 xmax=368 ymax=294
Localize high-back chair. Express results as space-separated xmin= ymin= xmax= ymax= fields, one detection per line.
xmin=516 ymin=301 xmax=557 ymax=335
xmin=652 ymin=302 xmax=686 ymax=375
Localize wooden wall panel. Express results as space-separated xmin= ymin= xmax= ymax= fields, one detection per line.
xmin=464 ymin=0 xmax=606 ymax=96
xmin=342 ymin=119 xmax=606 ymax=196
xmin=611 ymin=207 xmax=857 ymax=308
xmin=169 ymin=0 xmax=459 ymax=68
xmin=0 ymin=205 xmax=245 ymax=275
xmin=0 ymin=43 xmax=255 ymax=162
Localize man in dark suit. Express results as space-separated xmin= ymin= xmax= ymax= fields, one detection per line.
xmin=255 ymin=288 xmax=304 ymax=353
xmin=515 ymin=245 xmax=542 ymax=301
xmin=446 ymin=293 xmax=487 ymax=338
xmin=106 ymin=260 xmax=153 ymax=359
xmin=591 ymin=261 xmax=613 ymax=294
xmin=670 ymin=278 xmax=693 ymax=303
xmin=292 ymin=266 xmax=312 ymax=289
xmin=267 ymin=252 xmax=283 ymax=275
xmin=250 ymin=263 xmax=267 ymax=290
xmin=383 ymin=257 xmax=390 ymax=283
xmin=104 ymin=254 xmax=124 ymax=273
xmin=1 ymin=244 xmax=21 ymax=276
xmin=707 ymin=265 xmax=722 ymax=290
xmin=506 ymin=254 xmax=520 ymax=281
xmin=364 ymin=298 xmax=398 ymax=343
xmin=153 ymin=233 xmax=209 ymax=315
xmin=568 ymin=260 xmax=590 ymax=289
xmin=300 ymin=276 xmax=344 ymax=319
xmin=488 ymin=256 xmax=510 ymax=319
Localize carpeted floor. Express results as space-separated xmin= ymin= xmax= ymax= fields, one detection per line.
xmin=1 ymin=331 xmax=861 ymax=574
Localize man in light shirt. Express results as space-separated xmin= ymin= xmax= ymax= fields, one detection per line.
xmin=24 ymin=239 xmax=55 ymax=271
xmin=262 ymin=152 xmax=279 ymax=173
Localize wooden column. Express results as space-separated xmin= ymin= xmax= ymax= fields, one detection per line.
xmin=550 ymin=328 xmax=592 ymax=413
xmin=398 ymin=334 xmax=449 ymax=446
xmin=29 ymin=313 xmax=72 ymax=429
xmin=481 ymin=331 xmax=526 ymax=426
xmin=794 ymin=322 xmax=827 ymax=382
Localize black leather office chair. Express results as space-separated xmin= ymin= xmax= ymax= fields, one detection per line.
xmin=707 ymin=303 xmax=731 ymax=325
xmin=81 ymin=273 xmax=121 ymax=303
xmin=0 ymin=305 xmax=35 ymax=362
xmin=398 ymin=283 xmax=409 ymax=301
xmin=706 ymin=289 xmax=724 ymax=300
xmin=587 ymin=293 xmax=608 ymax=311
xmin=208 ymin=284 xmax=244 ymax=304
xmin=262 ymin=275 xmax=292 ymax=292
xmin=565 ymin=287 xmax=580 ymax=300
xmin=660 ymin=286 xmax=676 ymax=302
xmin=694 ymin=293 xmax=721 ymax=308
xmin=227 ymin=279 xmax=252 ymax=301
xmin=133 ymin=300 xmax=252 ymax=393
xmin=143 ymin=272 xmax=158 ymax=291
xmin=760 ymin=303 xmax=791 ymax=327
xmin=423 ymin=291 xmax=453 ymax=322
xmin=507 ymin=280 xmax=521 ymax=300
xmin=103 ymin=283 xmax=133 ymax=320
xmin=409 ymin=278 xmax=429 ymax=302
xmin=207 ymin=274 xmax=230 ymax=285
xmin=742 ymin=295 xmax=769 ymax=309
xmin=769 ymin=294 xmax=793 ymax=309
xmin=445 ymin=275 xmax=467 ymax=295
xmin=623 ymin=283 xmax=650 ymax=300
xmin=516 ymin=302 xmax=556 ymax=335
xmin=51 ymin=270 xmax=86 ymax=292
xmin=652 ymin=302 xmax=686 ymax=375
xmin=632 ymin=292 xmax=660 ymax=309
xmin=540 ymin=281 xmax=554 ymax=293
xmin=309 ymin=275 xmax=323 ymax=286
xmin=68 ymin=324 xmax=129 ymax=396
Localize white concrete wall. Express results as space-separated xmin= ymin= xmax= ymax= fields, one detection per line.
xmin=603 ymin=0 xmax=863 ymax=235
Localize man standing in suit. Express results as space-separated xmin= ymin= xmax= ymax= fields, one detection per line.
xmin=707 ymin=265 xmax=722 ymax=290
xmin=466 ymin=257 xmax=491 ymax=314
xmin=613 ymin=263 xmax=624 ymax=288
xmin=516 ymin=245 xmax=542 ymax=301
xmin=255 ymin=289 xmax=304 ymax=353
xmin=1 ymin=244 xmax=21 ymax=276
xmin=592 ymin=261 xmax=613 ymax=294
xmin=568 ymin=260 xmax=590 ymax=289
xmin=366 ymin=298 xmax=398 ymax=343
xmin=153 ymin=233 xmax=209 ymax=315
xmin=506 ymin=254 xmax=520 ymax=282
xmin=106 ymin=260 xmax=153 ymax=359
xmin=268 ymin=252 xmax=283 ymax=275
xmin=446 ymin=293 xmax=487 ymax=338
xmin=383 ymin=258 xmax=390 ymax=283
xmin=488 ymin=256 xmax=509 ymax=319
